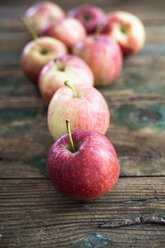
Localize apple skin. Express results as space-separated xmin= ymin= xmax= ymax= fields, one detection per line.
xmin=41 ymin=17 xmax=86 ymax=48
xmin=72 ymin=34 xmax=122 ymax=86
xmin=68 ymin=5 xmax=106 ymax=33
xmin=39 ymin=54 xmax=94 ymax=104
xmin=47 ymin=129 xmax=120 ymax=200
xmin=48 ymin=84 xmax=110 ymax=141
xmin=21 ymin=37 xmax=67 ymax=84
xmin=101 ymin=11 xmax=145 ymax=57
xmin=24 ymin=1 xmax=65 ymax=35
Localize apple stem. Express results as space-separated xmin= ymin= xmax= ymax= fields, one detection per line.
xmin=120 ymin=21 xmax=127 ymax=34
xmin=66 ymin=120 xmax=76 ymax=153
xmin=94 ymin=23 xmax=103 ymax=40
xmin=64 ymin=81 xmax=78 ymax=98
xmin=55 ymin=59 xmax=64 ymax=71
xmin=19 ymin=16 xmax=38 ymax=41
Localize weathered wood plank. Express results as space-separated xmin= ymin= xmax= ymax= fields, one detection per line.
xmin=0 ymin=89 xmax=164 ymax=178
xmin=0 ymin=160 xmax=45 ymax=178
xmin=1 ymin=55 xmax=165 ymax=72
xmin=0 ymin=155 xmax=165 ymax=179
xmin=1 ymin=44 xmax=165 ymax=66
xmin=0 ymin=91 xmax=165 ymax=109
xmin=1 ymin=0 xmax=165 ymax=25
xmin=147 ymin=26 xmax=165 ymax=44
xmin=1 ymin=25 xmax=165 ymax=56
xmin=0 ymin=123 xmax=165 ymax=177
xmin=1 ymin=58 xmax=165 ymax=100
xmin=1 ymin=227 xmax=164 ymax=248
xmin=0 ymin=104 xmax=165 ymax=158
xmin=0 ymin=32 xmax=30 ymax=53
xmin=0 ymin=177 xmax=164 ymax=247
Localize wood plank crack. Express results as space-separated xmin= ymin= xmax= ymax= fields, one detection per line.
xmin=98 ymin=216 xmax=165 ymax=228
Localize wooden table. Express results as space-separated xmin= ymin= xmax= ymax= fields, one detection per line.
xmin=0 ymin=0 xmax=165 ymax=247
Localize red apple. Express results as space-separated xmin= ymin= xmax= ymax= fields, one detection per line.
xmin=21 ymin=36 xmax=67 ymax=84
xmin=39 ymin=54 xmax=94 ymax=104
xmin=72 ymin=34 xmax=122 ymax=86
xmin=47 ymin=121 xmax=120 ymax=200
xmin=48 ymin=82 xmax=110 ymax=141
xmin=68 ymin=5 xmax=106 ymax=33
xmin=42 ymin=17 xmax=86 ymax=48
xmin=101 ymin=11 xmax=145 ymax=56
xmin=24 ymin=1 xmax=65 ymax=35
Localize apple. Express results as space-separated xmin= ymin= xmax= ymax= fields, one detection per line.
xmin=24 ymin=1 xmax=65 ymax=35
xmin=21 ymin=36 xmax=67 ymax=84
xmin=41 ymin=17 xmax=86 ymax=48
xmin=47 ymin=120 xmax=120 ymax=200
xmin=101 ymin=11 xmax=145 ymax=56
xmin=48 ymin=81 xmax=110 ymax=141
xmin=39 ymin=54 xmax=94 ymax=104
xmin=68 ymin=5 xmax=106 ymax=33
xmin=72 ymin=34 xmax=122 ymax=86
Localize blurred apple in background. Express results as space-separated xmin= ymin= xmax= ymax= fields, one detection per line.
xmin=39 ymin=54 xmax=94 ymax=104
xmin=68 ymin=5 xmax=106 ymax=33
xmin=101 ymin=11 xmax=145 ymax=56
xmin=42 ymin=17 xmax=86 ymax=48
xmin=73 ymin=34 xmax=122 ymax=86
xmin=21 ymin=37 xmax=67 ymax=83
xmin=24 ymin=1 xmax=65 ymax=35
xmin=48 ymin=82 xmax=110 ymax=141
xmin=47 ymin=122 xmax=120 ymax=201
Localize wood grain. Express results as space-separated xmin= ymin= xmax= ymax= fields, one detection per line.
xmin=0 ymin=178 xmax=165 ymax=247
xmin=0 ymin=87 xmax=164 ymax=178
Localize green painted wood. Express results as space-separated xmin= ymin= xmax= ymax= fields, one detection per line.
xmin=0 ymin=95 xmax=165 ymax=178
